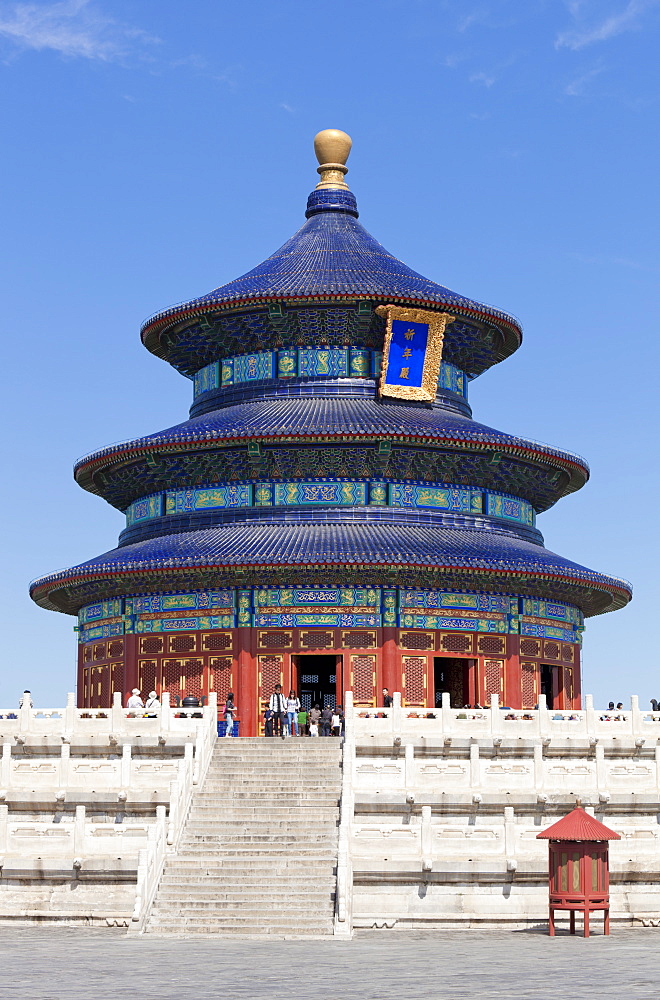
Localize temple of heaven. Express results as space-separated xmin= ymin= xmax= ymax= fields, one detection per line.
xmin=30 ymin=130 xmax=631 ymax=733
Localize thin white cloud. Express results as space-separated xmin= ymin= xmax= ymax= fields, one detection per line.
xmin=279 ymin=103 xmax=295 ymax=114
xmin=564 ymin=64 xmax=605 ymax=95
xmin=469 ymin=70 xmax=495 ymax=87
xmin=556 ymin=0 xmax=658 ymax=50
xmin=0 ymin=0 xmax=159 ymax=61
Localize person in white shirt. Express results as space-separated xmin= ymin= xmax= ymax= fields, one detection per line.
xmin=19 ymin=690 xmax=33 ymax=709
xmin=331 ymin=710 xmax=341 ymax=737
xmin=268 ymin=685 xmax=287 ymax=739
xmin=127 ymin=688 xmax=144 ymax=715
xmin=286 ymin=690 xmax=301 ymax=737
xmin=144 ymin=691 xmax=160 ymax=717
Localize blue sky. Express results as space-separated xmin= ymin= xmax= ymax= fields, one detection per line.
xmin=1 ymin=0 xmax=658 ymax=707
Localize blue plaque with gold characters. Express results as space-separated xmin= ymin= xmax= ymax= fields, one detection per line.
xmin=376 ymin=305 xmax=454 ymax=401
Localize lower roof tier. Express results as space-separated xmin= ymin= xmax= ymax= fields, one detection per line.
xmin=74 ymin=397 xmax=589 ymax=512
xmin=30 ymin=521 xmax=631 ymax=618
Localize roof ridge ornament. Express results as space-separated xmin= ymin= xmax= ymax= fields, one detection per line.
xmin=314 ymin=128 xmax=352 ymax=190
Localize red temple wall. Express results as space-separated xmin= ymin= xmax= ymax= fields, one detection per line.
xmin=77 ymin=626 xmax=581 ymax=734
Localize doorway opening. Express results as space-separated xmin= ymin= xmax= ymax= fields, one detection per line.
xmin=434 ymin=657 xmax=470 ymax=709
xmin=540 ymin=664 xmax=558 ymax=710
xmin=294 ymin=655 xmax=339 ymax=711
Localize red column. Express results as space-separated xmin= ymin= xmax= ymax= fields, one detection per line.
xmin=76 ymin=646 xmax=85 ymax=707
xmin=237 ymin=627 xmax=257 ymax=736
xmin=123 ymin=635 xmax=139 ymax=703
xmin=573 ymin=647 xmax=582 ymax=709
xmin=381 ymin=627 xmax=398 ymax=699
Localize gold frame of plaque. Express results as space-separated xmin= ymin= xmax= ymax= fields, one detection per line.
xmin=376 ymin=305 xmax=455 ymax=402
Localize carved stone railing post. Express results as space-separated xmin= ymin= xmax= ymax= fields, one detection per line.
xmin=631 ymin=695 xmax=641 ymax=736
xmin=584 ymin=693 xmax=596 ymax=731
xmin=121 ymin=743 xmax=131 ymax=787
xmin=392 ymin=691 xmax=402 ymax=738
xmin=441 ymin=692 xmax=451 ymax=734
xmin=504 ymin=805 xmax=516 ymax=871
xmin=0 ymin=803 xmax=8 ymax=853
xmin=533 ymin=742 xmax=544 ymax=790
xmin=469 ymin=740 xmax=480 ymax=788
xmin=344 ymin=690 xmax=354 ymax=740
xmin=60 ymin=741 xmax=70 ymax=787
xmin=111 ymin=691 xmax=123 ymax=733
xmin=537 ymin=694 xmax=549 ymax=738
xmin=74 ymin=804 xmax=86 ymax=855
xmin=489 ymin=693 xmax=501 ymax=735
xmin=1 ymin=743 xmax=11 ymax=788
xmin=421 ymin=805 xmax=432 ymax=872
xmin=64 ymin=692 xmax=75 ymax=734
xmin=405 ymin=742 xmax=415 ymax=792
xmin=160 ymin=691 xmax=171 ymax=732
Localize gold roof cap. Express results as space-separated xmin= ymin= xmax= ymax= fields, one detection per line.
xmin=314 ymin=129 xmax=352 ymax=190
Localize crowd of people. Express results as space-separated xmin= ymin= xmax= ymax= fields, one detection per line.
xmin=265 ymin=685 xmax=344 ymax=738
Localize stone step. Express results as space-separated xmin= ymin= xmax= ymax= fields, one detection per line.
xmin=153 ymin=901 xmax=335 ymax=911
xmin=185 ymin=820 xmax=338 ymax=830
xmin=163 ymin=863 xmax=334 ymax=874
xmin=147 ymin=923 xmax=334 ymax=936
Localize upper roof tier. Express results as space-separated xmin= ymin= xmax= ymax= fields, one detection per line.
xmin=141 ymin=130 xmax=523 ymax=378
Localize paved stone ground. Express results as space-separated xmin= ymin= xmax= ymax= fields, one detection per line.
xmin=0 ymin=926 xmax=658 ymax=999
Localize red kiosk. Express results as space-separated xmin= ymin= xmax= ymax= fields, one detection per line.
xmin=537 ymin=807 xmax=620 ymax=937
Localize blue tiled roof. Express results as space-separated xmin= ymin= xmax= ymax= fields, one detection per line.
xmin=74 ymin=397 xmax=588 ymax=496
xmin=141 ymin=188 xmax=522 ymax=342
xmin=30 ymin=522 xmax=631 ymax=617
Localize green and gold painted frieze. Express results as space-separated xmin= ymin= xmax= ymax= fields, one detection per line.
xmin=192 ymin=349 xmax=468 ymax=399
xmin=125 ymin=481 xmax=535 ymax=528
xmin=77 ymin=588 xmax=582 ymax=643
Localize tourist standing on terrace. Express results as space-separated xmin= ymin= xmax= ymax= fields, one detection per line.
xmin=286 ymin=690 xmax=300 ymax=736
xmin=224 ymin=692 xmax=237 ymax=737
xmin=269 ymin=685 xmax=287 ymax=739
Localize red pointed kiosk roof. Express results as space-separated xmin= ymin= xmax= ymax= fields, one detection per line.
xmin=537 ymin=807 xmax=620 ymax=841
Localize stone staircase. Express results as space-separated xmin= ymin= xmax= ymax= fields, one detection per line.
xmin=146 ymin=737 xmax=343 ymax=936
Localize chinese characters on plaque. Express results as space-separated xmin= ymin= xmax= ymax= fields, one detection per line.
xmin=376 ymin=305 xmax=454 ymax=402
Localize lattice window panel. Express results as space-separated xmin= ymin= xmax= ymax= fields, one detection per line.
xmin=520 ymin=638 xmax=541 ymax=657
xmin=562 ymin=643 xmax=575 ymax=663
xmin=440 ymin=632 xmax=473 ymax=654
xmin=351 ymin=655 xmax=376 ymax=705
xmin=162 ymin=659 xmax=183 ymax=697
xmin=210 ymin=658 xmax=232 ymax=703
xmin=400 ymin=631 xmax=435 ymax=650
xmin=484 ymin=659 xmax=503 ymax=698
xmin=168 ymin=634 xmax=197 ymax=654
xmin=202 ymin=632 xmax=232 ymax=651
xmin=182 ymin=659 xmax=204 ymax=699
xmin=110 ymin=662 xmax=124 ymax=699
xmin=83 ymin=645 xmax=93 ymax=664
xmin=99 ymin=665 xmax=111 ymax=708
xmin=341 ymin=630 xmax=376 ymax=648
xmin=140 ymin=636 xmax=164 ymax=655
xmin=81 ymin=667 xmax=90 ymax=707
xmin=108 ymin=640 xmax=124 ymax=658
xmin=93 ymin=643 xmax=106 ymax=661
xmin=478 ymin=635 xmax=506 ymax=655
xmin=521 ymin=661 xmax=538 ymax=709
xmin=543 ymin=641 xmax=561 ymax=660
xmin=563 ymin=667 xmax=574 ymax=703
xmin=258 ymin=630 xmax=293 ymax=649
xmin=90 ymin=667 xmax=101 ymax=706
xmin=259 ymin=655 xmax=283 ymax=705
xmin=138 ymin=659 xmax=159 ymax=696
xmin=403 ymin=656 xmax=426 ymax=706
xmin=300 ymin=631 xmax=334 ymax=650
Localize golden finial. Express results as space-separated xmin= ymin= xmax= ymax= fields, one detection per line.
xmin=314 ymin=129 xmax=352 ymax=190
